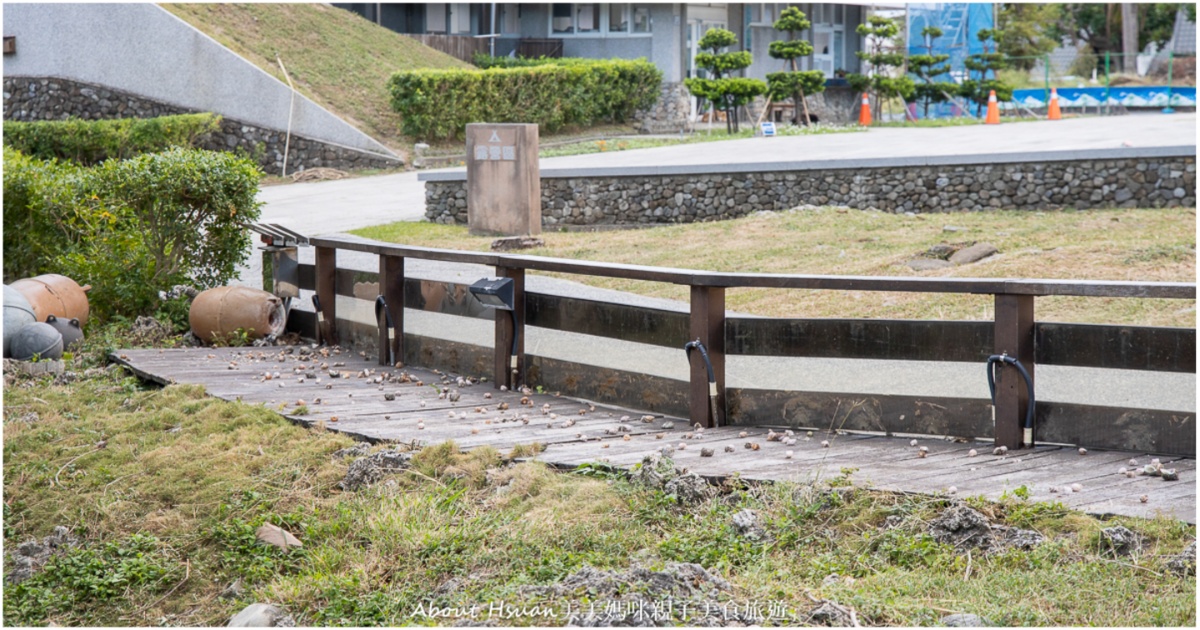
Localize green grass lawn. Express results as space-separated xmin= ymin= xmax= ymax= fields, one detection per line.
xmin=162 ymin=3 xmax=471 ymax=153
xmin=352 ymin=206 xmax=1197 ymax=327
xmin=3 ymin=361 xmax=1195 ymax=627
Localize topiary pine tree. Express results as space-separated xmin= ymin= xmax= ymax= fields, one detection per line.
xmin=908 ymin=26 xmax=955 ymax=119
xmin=765 ymin=7 xmax=825 ymax=126
xmin=960 ymin=28 xmax=1014 ymax=117
xmin=847 ymin=14 xmax=914 ymax=122
xmin=684 ymin=28 xmax=767 ymax=133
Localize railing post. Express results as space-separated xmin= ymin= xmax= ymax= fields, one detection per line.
xmin=994 ymin=294 xmax=1035 ymax=449
xmin=379 ymin=255 xmax=405 ymax=366
xmin=494 ymin=266 xmax=525 ymax=390
xmin=689 ymin=286 xmax=725 ymax=428
xmin=315 ymin=245 xmax=337 ymax=345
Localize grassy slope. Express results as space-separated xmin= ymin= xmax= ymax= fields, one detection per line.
xmin=353 ymin=207 xmax=1197 ymax=327
xmin=3 ymin=364 xmax=1195 ymax=626
xmin=161 ymin=3 xmax=471 ymax=153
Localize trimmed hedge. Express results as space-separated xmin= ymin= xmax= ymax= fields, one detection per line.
xmin=3 ymin=113 xmax=222 ymax=166
xmin=3 ymin=146 xmax=262 ymax=323
xmin=389 ymin=59 xmax=662 ymax=140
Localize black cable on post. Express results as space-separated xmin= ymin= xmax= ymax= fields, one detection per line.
xmin=375 ymin=295 xmax=396 ymax=366
xmin=508 ymin=309 xmax=520 ymax=386
xmin=986 ymin=354 xmax=1036 ymax=445
xmin=684 ymin=339 xmax=719 ymax=426
xmin=311 ymin=294 xmax=323 ymax=345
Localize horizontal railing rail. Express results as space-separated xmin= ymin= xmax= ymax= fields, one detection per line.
xmin=301 ymin=234 xmax=1196 ymax=453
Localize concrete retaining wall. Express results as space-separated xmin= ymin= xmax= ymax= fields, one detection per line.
xmin=423 ymin=148 xmax=1196 ymax=225
xmin=1 ymin=3 xmax=399 ymax=171
xmin=3 ymin=77 xmax=401 ymax=175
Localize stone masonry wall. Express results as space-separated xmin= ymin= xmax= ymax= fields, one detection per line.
xmin=425 ymin=157 xmax=1196 ymax=225
xmin=632 ymin=81 xmax=690 ymax=133
xmin=3 ymin=76 xmax=402 ymax=175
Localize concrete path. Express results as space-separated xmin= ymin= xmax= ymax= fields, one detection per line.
xmin=235 ymin=113 xmax=1197 ymax=417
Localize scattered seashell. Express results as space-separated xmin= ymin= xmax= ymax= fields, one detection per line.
xmin=968 ymin=449 xmax=978 ymax=457
xmin=1140 ymin=494 xmax=1149 ymax=503
xmin=1128 ymin=459 xmax=1138 ymax=467
xmin=677 ymin=442 xmax=687 ymax=450
xmin=1071 ymin=483 xmax=1082 ymax=492
xmin=483 ymin=392 xmax=492 ymax=399
xmin=641 ymin=415 xmax=655 ymax=423
xmin=910 ymin=439 xmax=919 ymax=447
xmin=330 ymin=416 xmax=338 ymax=423
xmin=821 ymin=440 xmax=830 ymax=448
xmin=498 ymin=402 xmax=509 ymax=411
xmin=420 ymin=401 xmax=426 ymax=408
xmin=471 ymin=428 xmax=479 ymax=435
xmin=384 ymin=393 xmax=395 ymax=401
xmin=724 ymin=446 xmax=735 ymax=453
xmin=623 ymin=435 xmax=631 ymax=442
xmin=602 ymin=443 xmax=610 ymax=449
xmin=499 ymin=385 xmax=508 ymax=391
xmin=661 ymin=421 xmax=675 ymax=430
xmin=1125 ymin=470 xmax=1137 ymax=478
xmin=655 ymin=433 xmax=664 ymax=440
xmin=806 ymin=431 xmax=814 ymax=438
xmin=744 ymin=442 xmax=753 ymax=450
xmin=993 ymin=446 xmax=1008 ymax=456
xmin=739 ymin=431 xmax=748 ymax=438
xmin=700 ymin=448 xmax=714 ymax=458
xmin=786 ymin=450 xmax=794 ymax=459
xmin=751 ymin=443 xmax=761 ymax=451
xmin=1118 ymin=467 xmax=1127 ymax=475
xmin=1078 ymin=447 xmax=1088 ymax=456
xmin=948 ymin=486 xmax=957 ymax=494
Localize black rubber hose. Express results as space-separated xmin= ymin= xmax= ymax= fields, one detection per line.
xmin=374 ymin=295 xmax=395 ymax=365
xmin=311 ymin=294 xmax=323 ymax=344
xmin=986 ymin=354 xmax=1036 ymax=430
xmin=684 ymin=339 xmax=719 ymax=425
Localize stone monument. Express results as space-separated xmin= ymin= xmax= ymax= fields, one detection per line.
xmin=466 ymin=123 xmax=541 ymax=236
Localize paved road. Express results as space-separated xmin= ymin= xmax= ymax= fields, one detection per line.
xmin=238 ymin=113 xmax=1197 ymax=415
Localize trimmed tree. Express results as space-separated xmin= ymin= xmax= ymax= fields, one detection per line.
xmin=765 ymin=7 xmax=825 ymax=126
xmin=684 ymin=28 xmax=767 ymax=133
xmin=908 ymin=26 xmax=955 ymax=119
xmin=847 ymin=14 xmax=915 ymax=122
xmin=960 ymin=28 xmax=1013 ymax=117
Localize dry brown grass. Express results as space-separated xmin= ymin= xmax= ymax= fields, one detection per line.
xmin=354 ymin=206 xmax=1197 ymax=327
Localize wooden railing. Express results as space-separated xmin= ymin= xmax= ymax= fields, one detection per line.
xmin=297 ymin=234 xmax=1196 ymax=455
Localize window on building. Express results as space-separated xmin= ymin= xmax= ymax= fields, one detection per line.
xmin=499 ymin=4 xmax=519 ymax=34
xmin=576 ymin=4 xmax=600 ymax=32
xmin=610 ymin=4 xmax=628 ymax=33
xmin=632 ymin=6 xmax=650 ymax=32
xmin=552 ymin=3 xmax=572 ymax=33
xmin=426 ymin=3 xmax=448 ymax=33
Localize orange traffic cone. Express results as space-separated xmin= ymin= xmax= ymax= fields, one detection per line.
xmin=1047 ymin=87 xmax=1062 ymax=120
xmin=985 ymin=90 xmax=1000 ymax=124
xmin=858 ymin=92 xmax=872 ymax=126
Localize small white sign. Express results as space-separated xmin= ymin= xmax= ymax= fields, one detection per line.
xmin=760 ymin=121 xmax=776 ymax=137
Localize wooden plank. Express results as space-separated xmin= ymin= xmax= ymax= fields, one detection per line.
xmin=690 ymin=286 xmax=725 ymax=428
xmin=994 ymin=294 xmax=1035 ymax=449
xmin=527 ymin=293 xmax=688 ymax=349
xmin=525 ymin=356 xmax=690 ymax=418
xmin=309 ymin=234 xmax=1197 ymax=299
xmin=1037 ymin=322 xmax=1195 ymax=373
xmin=1036 ymin=405 xmax=1195 ymax=458
xmin=727 ymin=389 xmax=996 ymax=440
xmin=379 ymin=255 xmax=405 ymax=367
xmin=728 ymin=318 xmax=992 ymax=362
xmin=315 ymin=246 xmax=337 ymax=345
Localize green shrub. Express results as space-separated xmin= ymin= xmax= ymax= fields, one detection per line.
xmin=3 ymin=113 xmax=222 ymax=166
xmin=2 ymin=147 xmax=90 ymax=280
xmin=2 ymin=147 xmax=262 ymax=322
xmin=389 ymin=58 xmax=661 ymax=140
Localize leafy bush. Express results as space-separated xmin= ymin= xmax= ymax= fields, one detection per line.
xmin=2 ymin=147 xmax=262 ymax=322
xmin=3 ymin=113 xmax=222 ymax=166
xmin=2 ymin=147 xmax=90 ymax=280
xmin=389 ymin=59 xmax=661 ymax=140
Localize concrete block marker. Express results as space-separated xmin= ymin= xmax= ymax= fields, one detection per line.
xmin=466 ymin=123 xmax=541 ymax=237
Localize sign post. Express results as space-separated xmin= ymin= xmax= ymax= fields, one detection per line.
xmin=466 ymin=123 xmax=541 ymax=236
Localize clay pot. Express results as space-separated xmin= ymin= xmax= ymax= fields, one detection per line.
xmin=11 ymin=274 xmax=91 ymax=327
xmin=189 ymin=286 xmax=286 ymax=343
xmin=4 ymin=285 xmax=37 ymax=358
xmin=10 ymin=322 xmax=64 ymax=361
xmin=45 ymin=315 xmax=84 ymax=352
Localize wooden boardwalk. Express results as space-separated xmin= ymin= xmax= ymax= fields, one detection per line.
xmin=112 ymin=346 xmax=1196 ymax=523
